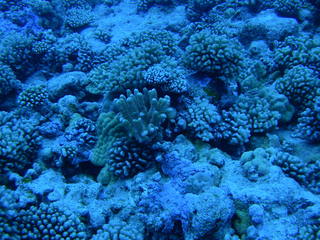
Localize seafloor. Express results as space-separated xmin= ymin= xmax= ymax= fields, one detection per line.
xmin=0 ymin=0 xmax=320 ymax=239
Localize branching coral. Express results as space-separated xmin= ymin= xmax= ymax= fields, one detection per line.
xmin=0 ymin=62 xmax=16 ymax=98
xmin=274 ymin=0 xmax=306 ymax=17
xmin=65 ymin=7 xmax=94 ymax=30
xmin=91 ymin=88 xmax=175 ymax=180
xmin=220 ymin=110 xmax=251 ymax=145
xmin=274 ymin=34 xmax=320 ymax=73
xmin=297 ymin=96 xmax=320 ymax=142
xmin=87 ymin=30 xmax=179 ymax=95
xmin=108 ymin=137 xmax=155 ymax=178
xmin=144 ymin=59 xmax=187 ymax=94
xmin=184 ymin=30 xmax=244 ymax=78
xmin=219 ymin=93 xmax=281 ymax=145
xmin=271 ymin=150 xmax=320 ymax=194
xmin=91 ymin=112 xmax=125 ymax=168
xmin=186 ymin=0 xmax=220 ymax=21
xmin=297 ymin=223 xmax=320 ymax=240
xmin=46 ymin=33 xmax=95 ymax=73
xmin=16 ymin=203 xmax=87 ymax=239
xmin=0 ymin=186 xmax=20 ymax=239
xmin=91 ymin=111 xmax=153 ymax=180
xmin=184 ymin=97 xmax=222 ymax=142
xmin=112 ymin=88 xmax=176 ymax=143
xmin=93 ymin=219 xmax=144 ymax=240
xmin=66 ymin=117 xmax=97 ymax=147
xmin=18 ymin=85 xmax=49 ymax=109
xmin=231 ymin=94 xmax=281 ymax=133
xmin=88 ymin=41 xmax=166 ymax=96
xmin=0 ymin=112 xmax=41 ymax=175
xmin=0 ymin=32 xmax=35 ymax=79
xmin=120 ymin=30 xmax=179 ymax=56
xmin=276 ymin=65 xmax=320 ymax=109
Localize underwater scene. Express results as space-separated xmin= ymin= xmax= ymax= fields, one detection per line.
xmin=1 ymin=0 xmax=320 ymax=239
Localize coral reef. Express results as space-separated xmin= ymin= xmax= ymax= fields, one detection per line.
xmin=220 ymin=109 xmax=251 ymax=145
xmin=0 ymin=32 xmax=35 ymax=79
xmin=0 ymin=1 xmax=320 ymax=240
xmin=184 ymin=30 xmax=244 ymax=78
xmin=92 ymin=219 xmax=144 ymax=240
xmin=276 ymin=65 xmax=320 ymax=109
xmin=297 ymin=96 xmax=320 ymax=142
xmin=112 ymin=88 xmax=176 ymax=143
xmin=108 ymin=137 xmax=155 ymax=178
xmin=0 ymin=112 xmax=40 ymax=174
xmin=274 ymin=34 xmax=320 ymax=73
xmin=137 ymin=0 xmax=173 ymax=12
xmin=17 ymin=85 xmax=49 ymax=108
xmin=144 ymin=59 xmax=187 ymax=94
xmin=230 ymin=93 xmax=281 ymax=133
xmin=16 ymin=203 xmax=87 ymax=239
xmin=0 ymin=63 xmax=17 ymax=98
xmin=240 ymin=148 xmax=272 ymax=182
xmin=65 ymin=8 xmax=94 ymax=30
xmin=183 ymin=97 xmax=222 ymax=142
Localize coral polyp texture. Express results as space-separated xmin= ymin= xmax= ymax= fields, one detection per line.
xmin=17 ymin=85 xmax=49 ymax=108
xmin=112 ymin=88 xmax=176 ymax=143
xmin=184 ymin=30 xmax=244 ymax=78
xmin=297 ymin=96 xmax=320 ymax=142
xmin=276 ymin=65 xmax=320 ymax=109
xmin=1 ymin=0 xmax=320 ymax=240
xmin=16 ymin=203 xmax=87 ymax=240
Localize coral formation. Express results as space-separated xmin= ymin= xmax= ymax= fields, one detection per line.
xmin=274 ymin=34 xmax=320 ymax=72
xmin=185 ymin=30 xmax=244 ymax=78
xmin=112 ymin=88 xmax=176 ymax=143
xmin=18 ymin=85 xmax=49 ymax=108
xmin=93 ymin=221 xmax=144 ymax=240
xmin=220 ymin=109 xmax=251 ymax=145
xmin=0 ymin=62 xmax=16 ymax=98
xmin=65 ymin=8 xmax=94 ymax=30
xmin=108 ymin=137 xmax=155 ymax=178
xmin=0 ymin=32 xmax=35 ymax=78
xmin=240 ymin=148 xmax=272 ymax=181
xmin=276 ymin=65 xmax=320 ymax=109
xmin=297 ymin=96 xmax=320 ymax=142
xmin=230 ymin=93 xmax=281 ymax=134
xmin=16 ymin=203 xmax=87 ymax=239
xmin=0 ymin=112 xmax=40 ymax=174
xmin=137 ymin=0 xmax=173 ymax=12
xmin=0 ymin=1 xmax=320 ymax=240
xmin=184 ymin=97 xmax=221 ymax=142
xmin=144 ymin=59 xmax=187 ymax=94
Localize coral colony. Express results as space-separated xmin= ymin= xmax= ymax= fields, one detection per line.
xmin=0 ymin=0 xmax=320 ymax=239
